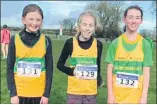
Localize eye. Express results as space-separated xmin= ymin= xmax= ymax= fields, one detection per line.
xmin=136 ymin=17 xmax=140 ymax=19
xmin=37 ymin=19 xmax=41 ymax=22
xmin=128 ymin=16 xmax=133 ymax=19
xmin=89 ymin=24 xmax=94 ymax=27
xmin=29 ymin=18 xmax=34 ymax=21
xmin=83 ymin=23 xmax=87 ymax=26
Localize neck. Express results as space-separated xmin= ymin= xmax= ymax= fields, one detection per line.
xmin=79 ymin=34 xmax=90 ymax=41
xmin=25 ymin=28 xmax=38 ymax=34
xmin=125 ymin=30 xmax=138 ymax=41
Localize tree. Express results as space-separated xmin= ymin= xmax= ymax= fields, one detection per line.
xmin=140 ymin=29 xmax=147 ymax=38
xmin=85 ymin=1 xmax=125 ymax=40
xmin=151 ymin=1 xmax=156 ymax=15
xmin=60 ymin=18 xmax=76 ymax=35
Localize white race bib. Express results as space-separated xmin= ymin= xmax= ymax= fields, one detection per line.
xmin=17 ymin=61 xmax=42 ymax=77
xmin=116 ymin=72 xmax=139 ymax=88
xmin=75 ymin=64 xmax=97 ymax=80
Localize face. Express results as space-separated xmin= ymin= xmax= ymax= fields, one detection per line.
xmin=79 ymin=15 xmax=95 ymax=39
xmin=123 ymin=9 xmax=143 ymax=32
xmin=22 ymin=11 xmax=43 ymax=33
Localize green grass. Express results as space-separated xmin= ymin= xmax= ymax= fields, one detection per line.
xmin=1 ymin=36 xmax=156 ymax=104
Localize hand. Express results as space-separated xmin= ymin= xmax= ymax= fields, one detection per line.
xmin=40 ymin=96 xmax=48 ymax=104
xmin=107 ymin=94 xmax=116 ymax=104
xmin=73 ymin=66 xmax=78 ymax=76
xmin=11 ymin=96 xmax=19 ymax=104
xmin=73 ymin=69 xmax=76 ymax=76
xmin=139 ymin=96 xmax=147 ymax=104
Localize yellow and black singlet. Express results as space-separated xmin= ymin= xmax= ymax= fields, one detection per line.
xmin=67 ymin=37 xmax=98 ymax=95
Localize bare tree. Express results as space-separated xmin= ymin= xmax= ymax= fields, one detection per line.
xmin=151 ymin=1 xmax=156 ymax=15
xmin=85 ymin=1 xmax=125 ymax=40
xmin=60 ymin=18 xmax=76 ymax=35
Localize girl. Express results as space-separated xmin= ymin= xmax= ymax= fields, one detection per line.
xmin=57 ymin=11 xmax=103 ymax=104
xmin=7 ymin=4 xmax=53 ymax=104
xmin=105 ymin=5 xmax=153 ymax=104
xmin=1 ymin=24 xmax=11 ymax=59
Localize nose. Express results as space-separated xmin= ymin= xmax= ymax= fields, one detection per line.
xmin=132 ymin=17 xmax=137 ymax=24
xmin=32 ymin=20 xmax=38 ymax=25
xmin=85 ymin=25 xmax=90 ymax=31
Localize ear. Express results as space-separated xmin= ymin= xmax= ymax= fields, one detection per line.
xmin=122 ymin=17 xmax=126 ymax=24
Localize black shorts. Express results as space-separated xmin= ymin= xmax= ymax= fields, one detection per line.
xmin=19 ymin=97 xmax=41 ymax=104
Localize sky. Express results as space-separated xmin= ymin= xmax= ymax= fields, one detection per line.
xmin=1 ymin=1 xmax=156 ymax=30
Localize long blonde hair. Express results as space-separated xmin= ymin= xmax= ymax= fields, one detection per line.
xmin=75 ymin=11 xmax=102 ymax=37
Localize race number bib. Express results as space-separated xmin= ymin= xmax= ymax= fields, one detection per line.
xmin=17 ymin=61 xmax=42 ymax=77
xmin=75 ymin=64 xmax=97 ymax=80
xmin=116 ymin=72 xmax=139 ymax=88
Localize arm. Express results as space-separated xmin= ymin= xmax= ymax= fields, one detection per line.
xmin=107 ymin=64 xmax=114 ymax=96
xmin=7 ymin=36 xmax=17 ymax=97
xmin=139 ymin=39 xmax=153 ymax=104
xmin=43 ymin=36 xmax=53 ymax=98
xmin=8 ymin=30 xmax=11 ymax=40
xmin=57 ymin=38 xmax=74 ymax=76
xmin=97 ymin=40 xmax=103 ymax=86
xmin=1 ymin=30 xmax=4 ymax=42
xmin=105 ymin=40 xmax=117 ymax=104
xmin=40 ymin=36 xmax=53 ymax=104
xmin=139 ymin=67 xmax=150 ymax=104
xmin=107 ymin=63 xmax=116 ymax=104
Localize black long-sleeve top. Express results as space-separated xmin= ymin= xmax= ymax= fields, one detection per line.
xmin=7 ymin=29 xmax=53 ymax=98
xmin=57 ymin=35 xmax=103 ymax=84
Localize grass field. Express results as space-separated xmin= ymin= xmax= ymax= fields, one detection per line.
xmin=1 ymin=35 xmax=156 ymax=104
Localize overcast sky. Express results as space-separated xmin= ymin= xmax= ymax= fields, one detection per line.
xmin=1 ymin=1 xmax=156 ymax=30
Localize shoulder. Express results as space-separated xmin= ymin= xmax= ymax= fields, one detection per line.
xmin=7 ymin=29 xmax=11 ymax=32
xmin=112 ymin=38 xmax=118 ymax=44
xmin=110 ymin=38 xmax=118 ymax=48
xmin=142 ymin=37 xmax=151 ymax=48
xmin=12 ymin=33 xmax=21 ymax=43
xmin=65 ymin=37 xmax=73 ymax=45
xmin=45 ymin=35 xmax=51 ymax=42
xmin=12 ymin=33 xmax=20 ymax=40
xmin=139 ymin=34 xmax=150 ymax=46
xmin=96 ymin=38 xmax=103 ymax=48
xmin=44 ymin=35 xmax=52 ymax=48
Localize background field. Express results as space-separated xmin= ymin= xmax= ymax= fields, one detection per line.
xmin=1 ymin=35 xmax=156 ymax=104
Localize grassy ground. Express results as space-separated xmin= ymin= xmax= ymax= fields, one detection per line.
xmin=1 ymin=35 xmax=156 ymax=104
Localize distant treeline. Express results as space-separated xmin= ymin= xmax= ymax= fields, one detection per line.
xmin=1 ymin=26 xmax=156 ymax=42
xmin=1 ymin=26 xmax=77 ymax=36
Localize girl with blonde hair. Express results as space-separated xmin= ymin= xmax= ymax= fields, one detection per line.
xmin=57 ymin=11 xmax=103 ymax=104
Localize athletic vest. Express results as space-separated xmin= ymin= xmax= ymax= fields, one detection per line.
xmin=67 ymin=37 xmax=98 ymax=95
xmin=113 ymin=34 xmax=144 ymax=103
xmin=14 ymin=34 xmax=46 ymax=97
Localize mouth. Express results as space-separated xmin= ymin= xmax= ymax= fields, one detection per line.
xmin=83 ymin=31 xmax=91 ymax=35
xmin=30 ymin=25 xmax=39 ymax=29
xmin=130 ymin=24 xmax=137 ymax=28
